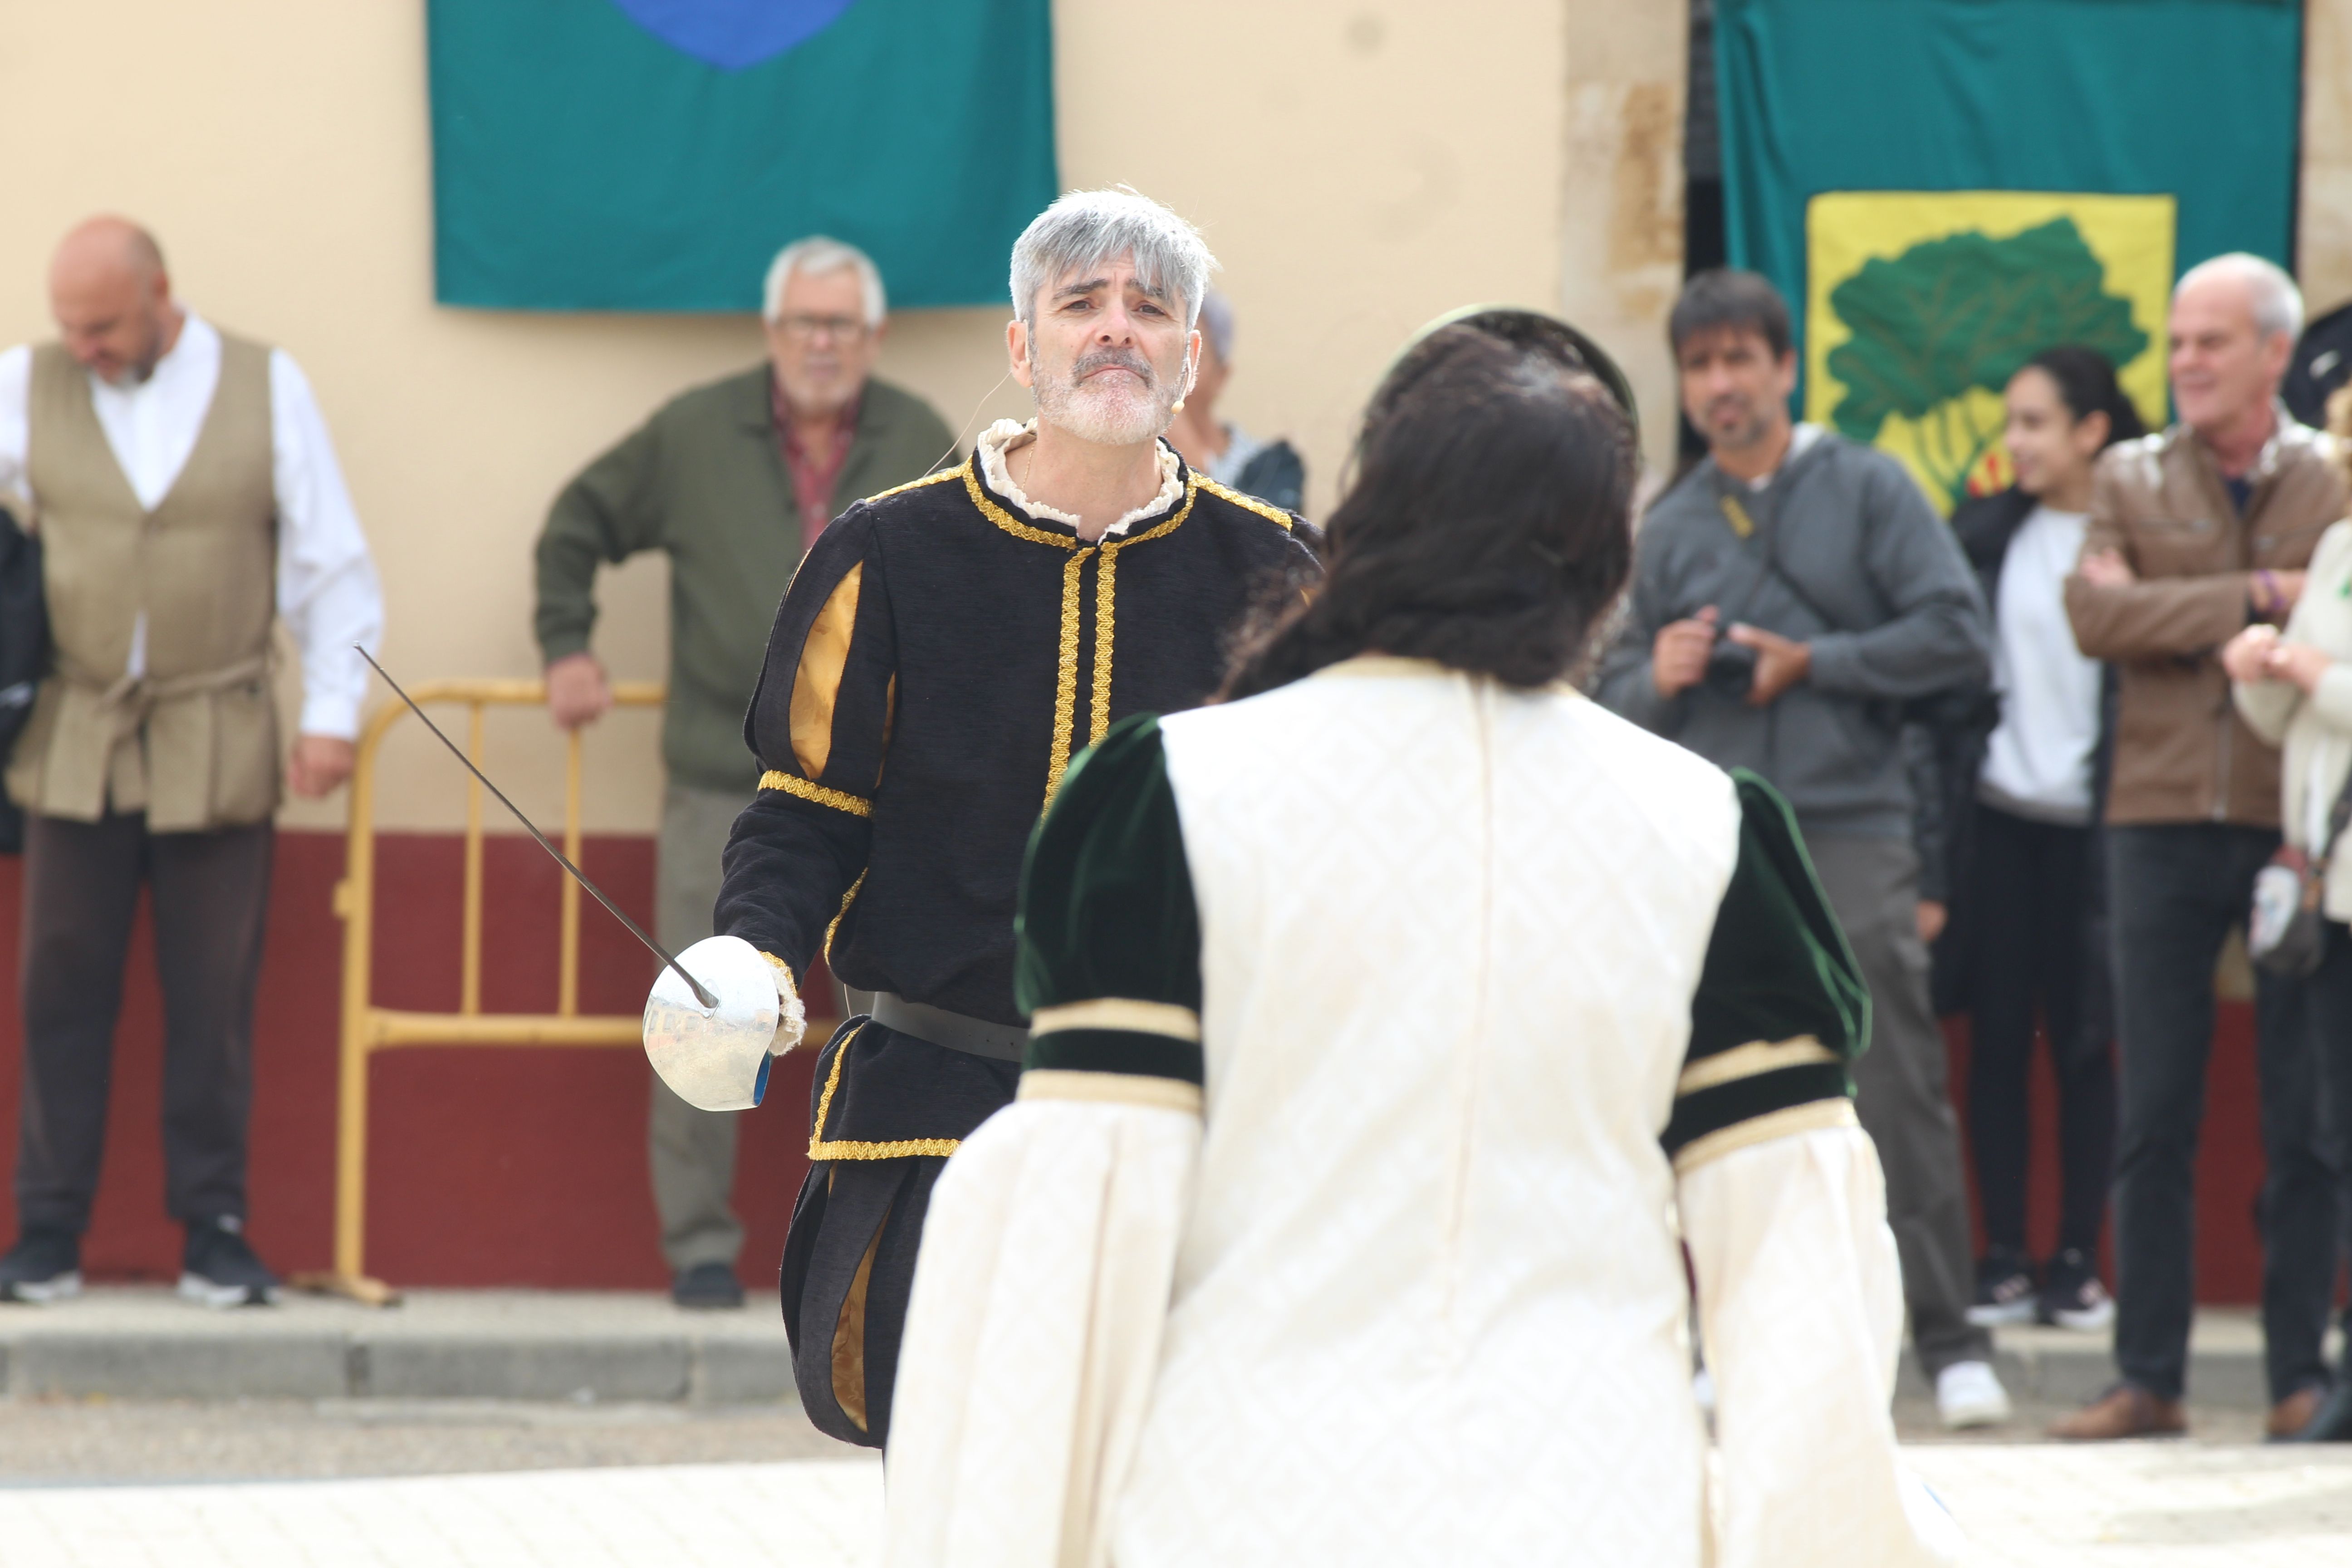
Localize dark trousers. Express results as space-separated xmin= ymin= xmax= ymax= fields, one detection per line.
xmin=1808 ymin=831 xmax=1993 ymax=1378
xmin=2107 ymin=823 xmax=2337 ymax=1403
xmin=14 ymin=811 xmax=274 ymax=1234
xmin=2304 ymin=920 xmax=2352 ymax=1352
xmin=1965 ymin=803 xmax=2116 ymax=1258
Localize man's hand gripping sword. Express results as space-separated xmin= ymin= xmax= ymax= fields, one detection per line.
xmin=359 ymin=650 xmax=800 ymax=1112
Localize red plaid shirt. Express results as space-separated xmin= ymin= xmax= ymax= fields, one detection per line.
xmin=774 ymin=381 xmax=861 ymax=555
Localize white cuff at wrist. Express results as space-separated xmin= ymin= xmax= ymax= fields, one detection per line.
xmin=760 ymin=952 xmax=809 ymax=1054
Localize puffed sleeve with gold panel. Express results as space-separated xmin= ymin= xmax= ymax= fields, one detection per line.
xmin=716 ymin=503 xmax=897 ymax=1006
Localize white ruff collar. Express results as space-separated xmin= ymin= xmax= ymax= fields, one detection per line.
xmin=974 ymin=418 xmax=1183 ymax=538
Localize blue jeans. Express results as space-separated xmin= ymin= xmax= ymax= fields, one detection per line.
xmin=2107 ymin=823 xmax=2337 ymax=1403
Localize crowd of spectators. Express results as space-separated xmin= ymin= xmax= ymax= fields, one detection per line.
xmin=1 ymin=208 xmax=2347 ymax=1450
xmin=1602 ymin=257 xmax=2352 ymax=1444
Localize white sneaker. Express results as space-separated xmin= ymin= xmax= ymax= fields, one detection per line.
xmin=1936 ymin=1359 xmax=2013 ymax=1430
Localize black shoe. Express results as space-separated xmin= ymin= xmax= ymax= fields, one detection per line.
xmin=179 ymin=1217 xmax=279 ymax=1308
xmin=0 ymin=1226 xmax=82 ymax=1304
xmin=1966 ymin=1246 xmax=2037 ymax=1327
xmin=2036 ymin=1247 xmax=2116 ymax=1332
xmin=671 ymin=1261 xmax=745 ymax=1309
xmin=2281 ymin=1379 xmax=2352 ymax=1443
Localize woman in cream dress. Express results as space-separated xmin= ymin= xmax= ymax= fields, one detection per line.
xmin=2225 ymin=415 xmax=2352 ymax=1443
xmin=881 ymin=316 xmax=1961 ymax=1566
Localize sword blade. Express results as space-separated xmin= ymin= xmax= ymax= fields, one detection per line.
xmin=356 ymin=648 xmax=718 ymax=1010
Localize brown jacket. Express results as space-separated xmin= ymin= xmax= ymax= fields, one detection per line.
xmin=2064 ymin=411 xmax=2346 ymax=828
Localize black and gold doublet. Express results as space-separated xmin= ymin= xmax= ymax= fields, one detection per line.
xmin=716 ymin=442 xmax=1312 ymax=1446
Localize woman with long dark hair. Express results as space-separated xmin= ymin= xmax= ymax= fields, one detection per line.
xmin=1936 ymin=345 xmax=2143 ymax=1333
xmin=879 ymin=315 xmax=1958 ymax=1566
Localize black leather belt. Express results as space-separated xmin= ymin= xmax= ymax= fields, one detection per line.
xmin=849 ymin=990 xmax=1029 ymax=1063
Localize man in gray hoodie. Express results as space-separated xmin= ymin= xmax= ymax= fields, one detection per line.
xmin=1597 ymin=269 xmax=2002 ymax=1427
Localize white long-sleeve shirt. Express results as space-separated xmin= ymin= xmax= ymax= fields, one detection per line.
xmin=0 ymin=313 xmax=384 ymax=739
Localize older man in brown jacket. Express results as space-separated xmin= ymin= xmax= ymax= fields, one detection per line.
xmin=2057 ymin=254 xmax=2345 ymax=1442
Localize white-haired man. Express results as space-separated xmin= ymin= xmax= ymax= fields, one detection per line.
xmin=710 ymin=189 xmax=1316 ymax=1446
xmin=534 ymin=236 xmax=952 ymax=1309
xmin=2055 ymin=253 xmax=2347 ymax=1441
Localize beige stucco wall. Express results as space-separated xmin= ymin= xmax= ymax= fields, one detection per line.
xmin=2303 ymin=0 xmax=2352 ymax=318
xmin=0 ymin=0 xmax=1680 ymax=833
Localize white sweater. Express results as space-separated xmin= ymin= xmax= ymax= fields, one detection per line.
xmin=2236 ymin=519 xmax=2352 ymax=921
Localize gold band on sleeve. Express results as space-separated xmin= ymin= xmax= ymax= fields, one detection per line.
xmin=1676 ymin=1035 xmax=1838 ymax=1097
xmin=1671 ymin=1098 xmax=1859 ymax=1175
xmin=759 ymin=771 xmax=873 ymax=817
xmin=1018 ymin=1070 xmax=1202 ymax=1114
xmin=1029 ymin=999 xmax=1202 ymax=1042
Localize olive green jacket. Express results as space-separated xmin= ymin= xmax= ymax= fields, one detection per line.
xmin=534 ymin=368 xmax=953 ymax=790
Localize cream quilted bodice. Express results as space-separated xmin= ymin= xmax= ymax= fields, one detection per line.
xmin=1127 ymin=657 xmax=1743 ymax=1564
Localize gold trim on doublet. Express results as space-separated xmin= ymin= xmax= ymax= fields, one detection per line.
xmin=1044 ymin=546 xmax=1096 ymax=804
xmin=1672 ymin=1098 xmax=1859 ymax=1175
xmin=959 ymin=460 xmax=1198 ymax=812
xmin=806 ymin=1020 xmax=963 ymax=1161
xmin=1676 ymin=1035 xmax=1837 ymax=1097
xmin=860 ymin=467 xmax=961 ymax=505
xmin=1194 ymin=474 xmax=1294 ymax=529
xmin=823 ymin=869 xmax=866 ymax=961
xmin=1030 ymin=998 xmax=1202 ymax=1042
xmin=1019 ymin=1069 xmax=1203 ymax=1114
xmin=759 ymin=770 xmax=872 ymax=818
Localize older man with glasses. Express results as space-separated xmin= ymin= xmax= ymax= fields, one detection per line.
xmin=533 ymin=236 xmax=953 ymax=1310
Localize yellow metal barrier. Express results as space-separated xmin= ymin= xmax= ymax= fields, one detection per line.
xmin=296 ymin=678 xmax=666 ymax=1305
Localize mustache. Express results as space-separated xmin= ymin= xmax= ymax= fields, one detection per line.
xmin=1070 ymin=348 xmax=1155 ymax=387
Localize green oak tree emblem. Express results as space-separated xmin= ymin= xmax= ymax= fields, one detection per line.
xmin=1825 ymin=216 xmax=2148 ymax=504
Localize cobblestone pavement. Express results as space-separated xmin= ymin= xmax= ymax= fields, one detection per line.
xmin=2 ymin=1403 xmax=2348 ymax=1564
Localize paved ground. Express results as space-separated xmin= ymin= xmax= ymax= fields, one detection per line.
xmin=0 ymin=1460 xmax=888 ymax=1568
xmin=2 ymin=1402 xmax=2348 ymax=1563
xmin=0 ymin=1398 xmax=857 ymax=1485
xmin=1910 ymin=1445 xmax=2352 ymax=1567
xmin=3 ymin=1444 xmax=2348 ymax=1565
xmin=0 ymin=1301 xmax=2343 ymax=1563
xmin=6 ymin=1289 xmax=2315 ymax=1414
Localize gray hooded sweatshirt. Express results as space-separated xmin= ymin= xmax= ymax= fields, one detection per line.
xmin=1595 ymin=430 xmax=1991 ymax=838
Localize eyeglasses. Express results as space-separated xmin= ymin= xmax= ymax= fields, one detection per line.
xmin=775 ymin=314 xmax=869 ymax=344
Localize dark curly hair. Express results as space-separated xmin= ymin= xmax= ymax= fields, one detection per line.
xmin=1218 ymin=322 xmax=1638 ymax=701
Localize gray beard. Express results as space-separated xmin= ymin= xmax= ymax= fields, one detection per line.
xmin=1035 ymin=355 xmax=1177 ymax=446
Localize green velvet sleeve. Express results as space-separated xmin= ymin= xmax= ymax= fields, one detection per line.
xmin=1661 ymin=770 xmax=1871 ymax=1163
xmin=1013 ymin=714 xmax=1206 ymax=1085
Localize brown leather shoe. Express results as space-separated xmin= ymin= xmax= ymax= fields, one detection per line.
xmin=2048 ymin=1384 xmax=2187 ymax=1441
xmin=2267 ymin=1384 xmax=2328 ymax=1440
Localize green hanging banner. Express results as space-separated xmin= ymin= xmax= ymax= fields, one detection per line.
xmin=1715 ymin=0 xmax=2302 ymax=509
xmin=427 ymin=0 xmax=1058 ymax=313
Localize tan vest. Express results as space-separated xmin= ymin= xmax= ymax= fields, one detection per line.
xmin=5 ymin=332 xmax=280 ymax=831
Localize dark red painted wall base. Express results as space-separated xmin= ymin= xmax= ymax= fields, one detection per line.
xmin=0 ymin=830 xmax=821 ymax=1291
xmin=0 ymin=829 xmax=2273 ymax=1300
xmin=1945 ymin=1008 xmax=2265 ymax=1302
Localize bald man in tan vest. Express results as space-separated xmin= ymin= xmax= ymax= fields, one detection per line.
xmin=0 ymin=219 xmax=383 ymax=1306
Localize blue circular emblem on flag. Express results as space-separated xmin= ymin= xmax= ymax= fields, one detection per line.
xmin=607 ymin=0 xmax=859 ymax=71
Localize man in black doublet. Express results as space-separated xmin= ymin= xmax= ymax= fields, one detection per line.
xmin=715 ymin=189 xmax=1315 ymax=1446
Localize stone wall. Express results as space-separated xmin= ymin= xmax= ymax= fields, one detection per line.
xmin=2303 ymin=0 xmax=2352 ymax=317
xmin=1558 ymin=2 xmax=1690 ymax=475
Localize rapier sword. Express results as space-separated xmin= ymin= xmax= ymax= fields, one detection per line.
xmin=357 ymin=647 xmax=718 ymax=1009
